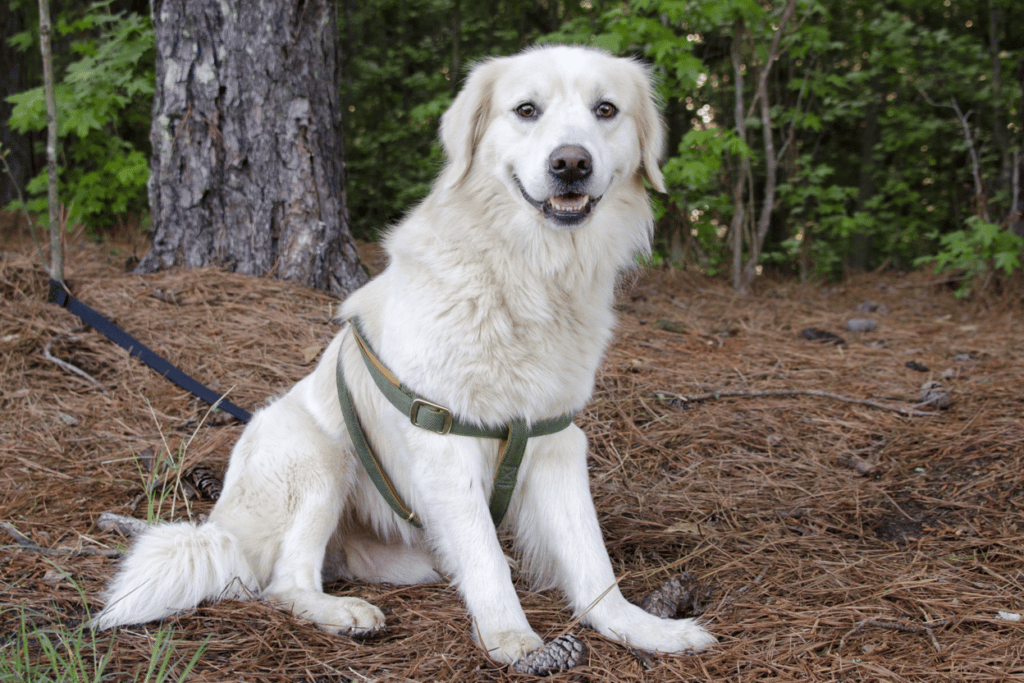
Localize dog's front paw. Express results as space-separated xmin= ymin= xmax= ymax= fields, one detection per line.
xmin=652 ymin=617 xmax=717 ymax=652
xmin=591 ymin=603 xmax=716 ymax=654
xmin=289 ymin=595 xmax=385 ymax=639
xmin=476 ymin=628 xmax=544 ymax=664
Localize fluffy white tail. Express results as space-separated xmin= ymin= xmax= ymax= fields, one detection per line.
xmin=92 ymin=521 xmax=259 ymax=630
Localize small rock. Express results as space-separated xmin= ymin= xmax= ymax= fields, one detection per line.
xmin=855 ymin=300 xmax=890 ymax=314
xmin=512 ymin=634 xmax=588 ymax=675
xmin=918 ymin=381 xmax=951 ymax=409
xmin=846 ymin=318 xmax=877 ymax=333
xmin=905 ymin=360 xmax=929 ymax=372
xmin=800 ymin=327 xmax=845 ymax=345
xmin=653 ymin=319 xmax=688 ymax=334
xmin=841 ymin=454 xmax=878 ymax=477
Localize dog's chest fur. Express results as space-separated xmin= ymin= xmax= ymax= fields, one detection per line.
xmin=342 ymin=195 xmax=624 ymax=428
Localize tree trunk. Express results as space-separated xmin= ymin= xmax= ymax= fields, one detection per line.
xmin=0 ymin=1 xmax=33 ymax=208
xmin=729 ymin=20 xmax=748 ymax=292
xmin=850 ymin=77 xmax=883 ymax=271
xmin=139 ymin=0 xmax=368 ymax=296
xmin=742 ymin=0 xmax=799 ymax=284
xmin=38 ymin=0 xmax=62 ymax=282
xmin=988 ymin=2 xmax=1010 ymax=209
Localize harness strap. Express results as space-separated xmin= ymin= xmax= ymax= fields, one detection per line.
xmin=490 ymin=419 xmax=530 ymax=525
xmin=336 ymin=351 xmax=422 ymax=528
xmin=337 ymin=318 xmax=575 ymax=528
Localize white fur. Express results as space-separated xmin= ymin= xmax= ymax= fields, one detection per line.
xmin=93 ymin=45 xmax=716 ymax=662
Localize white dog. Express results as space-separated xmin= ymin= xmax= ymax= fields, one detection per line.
xmin=94 ymin=45 xmax=717 ymax=664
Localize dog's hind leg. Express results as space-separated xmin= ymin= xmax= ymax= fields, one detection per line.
xmin=510 ymin=424 xmax=717 ymax=655
xmin=218 ymin=390 xmax=386 ymax=637
xmin=260 ymin=487 xmax=386 ymax=637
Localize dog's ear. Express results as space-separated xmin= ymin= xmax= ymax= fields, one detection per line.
xmin=440 ymin=59 xmax=499 ymax=189
xmin=633 ymin=61 xmax=667 ymax=194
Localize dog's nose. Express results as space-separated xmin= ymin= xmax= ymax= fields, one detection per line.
xmin=549 ymin=145 xmax=592 ymax=183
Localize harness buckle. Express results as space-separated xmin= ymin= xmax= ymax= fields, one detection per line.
xmin=410 ymin=398 xmax=454 ymax=435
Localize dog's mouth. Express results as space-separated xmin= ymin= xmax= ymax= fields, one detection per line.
xmin=515 ymin=177 xmax=601 ymax=227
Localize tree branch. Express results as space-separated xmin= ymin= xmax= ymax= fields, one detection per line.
xmin=657 ymin=389 xmax=938 ymax=417
xmin=919 ymin=89 xmax=989 ymax=222
xmin=1 ymin=522 xmax=121 ymax=559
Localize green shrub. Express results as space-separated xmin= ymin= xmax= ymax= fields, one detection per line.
xmin=5 ymin=1 xmax=154 ymax=232
xmin=915 ymin=215 xmax=1023 ymax=299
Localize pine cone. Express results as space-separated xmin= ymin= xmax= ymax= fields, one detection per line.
xmin=512 ymin=633 xmax=588 ymax=675
xmin=640 ymin=572 xmax=706 ymax=619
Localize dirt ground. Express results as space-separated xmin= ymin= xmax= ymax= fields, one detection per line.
xmin=2 ymin=232 xmax=1023 ymax=682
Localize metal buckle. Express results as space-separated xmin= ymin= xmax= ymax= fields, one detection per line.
xmin=410 ymin=398 xmax=453 ymax=435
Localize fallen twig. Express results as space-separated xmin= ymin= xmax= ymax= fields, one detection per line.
xmin=1 ymin=521 xmax=121 ymax=558
xmin=97 ymin=511 xmax=150 ymax=538
xmin=42 ymin=340 xmax=105 ymax=390
xmin=839 ymin=617 xmax=947 ymax=653
xmin=657 ymin=389 xmax=937 ymax=417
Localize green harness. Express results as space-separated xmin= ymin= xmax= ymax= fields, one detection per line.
xmin=335 ymin=318 xmax=575 ymax=529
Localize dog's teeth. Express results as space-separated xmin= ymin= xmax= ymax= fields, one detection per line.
xmin=550 ymin=196 xmax=588 ymax=213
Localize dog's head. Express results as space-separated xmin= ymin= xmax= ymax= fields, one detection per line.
xmin=439 ymin=45 xmax=666 ymax=230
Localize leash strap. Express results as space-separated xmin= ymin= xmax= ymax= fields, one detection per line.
xmin=48 ymin=279 xmax=252 ymax=424
xmin=338 ymin=318 xmax=574 ymax=528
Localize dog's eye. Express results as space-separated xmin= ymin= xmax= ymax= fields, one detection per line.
xmin=515 ymin=103 xmax=538 ymax=119
xmin=595 ymin=102 xmax=617 ymax=119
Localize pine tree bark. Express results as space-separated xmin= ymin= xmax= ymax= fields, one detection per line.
xmin=139 ymin=0 xmax=368 ymax=296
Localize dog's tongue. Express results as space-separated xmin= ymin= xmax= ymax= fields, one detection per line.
xmin=549 ymin=194 xmax=588 ymax=213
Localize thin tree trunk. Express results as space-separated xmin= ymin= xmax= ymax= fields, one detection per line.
xmin=743 ymin=0 xmax=799 ymax=284
xmin=451 ymin=0 xmax=461 ymax=93
xmin=950 ymin=98 xmax=989 ymax=223
xmin=38 ymin=0 xmax=62 ymax=281
xmin=1015 ymin=57 xmax=1024 ymax=239
xmin=850 ymin=77 xmax=883 ymax=271
xmin=988 ymin=2 xmax=1010 ymax=207
xmin=730 ymin=19 xmax=748 ymax=292
xmin=139 ymin=0 xmax=367 ymax=296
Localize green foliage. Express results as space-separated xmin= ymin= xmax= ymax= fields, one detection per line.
xmin=773 ymin=157 xmax=868 ymax=277
xmin=5 ymin=0 xmax=1016 ymax=292
xmin=663 ymin=128 xmax=748 ymax=194
xmin=915 ymin=216 xmax=1023 ymax=299
xmin=5 ymin=1 xmax=154 ymax=231
xmin=0 ymin=572 xmax=207 ymax=681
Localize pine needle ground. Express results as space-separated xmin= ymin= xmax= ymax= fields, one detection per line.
xmin=2 ymin=236 xmax=1022 ymax=681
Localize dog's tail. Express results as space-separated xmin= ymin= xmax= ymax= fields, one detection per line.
xmin=91 ymin=521 xmax=259 ymax=630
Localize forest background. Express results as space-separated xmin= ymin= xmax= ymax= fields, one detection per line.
xmin=2 ymin=0 xmax=1023 ymax=296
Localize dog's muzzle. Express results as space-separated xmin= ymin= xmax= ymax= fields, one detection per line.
xmin=515 ymin=178 xmax=602 ymax=228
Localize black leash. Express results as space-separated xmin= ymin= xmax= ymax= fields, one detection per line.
xmin=48 ymin=279 xmax=252 ymax=424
